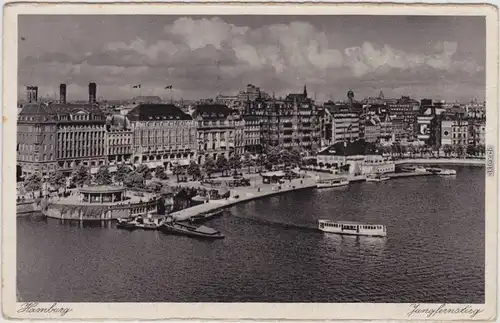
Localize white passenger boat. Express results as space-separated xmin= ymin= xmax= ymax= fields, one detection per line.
xmin=401 ymin=166 xmax=427 ymax=173
xmin=318 ymin=220 xmax=387 ymax=237
xmin=316 ymin=178 xmax=349 ymax=188
xmin=366 ymin=174 xmax=390 ymax=182
xmin=439 ymin=169 xmax=457 ymax=175
xmin=426 ymin=167 xmax=457 ymax=176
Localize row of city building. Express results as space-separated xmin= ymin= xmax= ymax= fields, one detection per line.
xmin=17 ymin=83 xmax=486 ymax=177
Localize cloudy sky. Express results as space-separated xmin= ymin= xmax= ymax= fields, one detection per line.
xmin=19 ymin=15 xmax=485 ymax=102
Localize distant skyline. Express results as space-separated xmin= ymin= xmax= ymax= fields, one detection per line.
xmin=19 ymin=15 xmax=486 ymax=102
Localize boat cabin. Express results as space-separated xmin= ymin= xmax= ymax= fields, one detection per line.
xmin=318 ymin=220 xmax=387 ymax=237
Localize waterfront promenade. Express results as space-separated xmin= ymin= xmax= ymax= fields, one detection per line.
xmin=171 ymin=176 xmax=317 ymax=221
xmin=170 ymin=159 xmax=485 ymax=221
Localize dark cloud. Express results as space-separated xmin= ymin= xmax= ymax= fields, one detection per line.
xmin=18 ymin=16 xmax=486 ymax=102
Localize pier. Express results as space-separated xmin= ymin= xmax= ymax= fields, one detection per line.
xmin=394 ymin=158 xmax=485 ymax=166
xmin=388 ymin=171 xmax=434 ymax=179
xmin=171 ymin=177 xmax=317 ymax=221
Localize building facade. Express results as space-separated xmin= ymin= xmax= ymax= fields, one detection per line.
xmin=363 ymin=114 xmax=393 ymax=143
xmin=105 ymin=114 xmax=133 ymax=165
xmin=127 ymin=104 xmax=197 ymax=169
xmin=329 ymin=111 xmax=360 ymax=145
xmin=465 ymin=101 xmax=486 ymax=119
xmin=54 ymin=103 xmax=107 ymax=172
xmin=17 ymin=102 xmax=108 ymax=176
xmin=17 ymin=103 xmax=58 ymax=176
xmin=316 ymin=142 xmax=394 ymax=175
xmin=193 ymin=104 xmax=245 ymax=164
xmin=259 ymin=92 xmax=321 ymax=153
xmin=416 ymin=115 xmax=440 ymax=146
xmin=388 ymin=96 xmax=419 ymax=124
xmin=18 ymin=84 xmax=111 ymax=176
xmin=468 ymin=119 xmax=486 ymax=146
xmin=242 ymin=114 xmax=262 ymax=154
xmin=441 ymin=115 xmax=485 ymax=148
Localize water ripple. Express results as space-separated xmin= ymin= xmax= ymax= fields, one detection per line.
xmin=17 ymin=166 xmax=484 ymax=303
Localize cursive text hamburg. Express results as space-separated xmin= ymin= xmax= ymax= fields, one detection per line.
xmin=17 ymin=302 xmax=73 ymax=316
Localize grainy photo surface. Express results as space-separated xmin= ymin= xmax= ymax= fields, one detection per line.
xmin=3 ymin=2 xmax=498 ymax=321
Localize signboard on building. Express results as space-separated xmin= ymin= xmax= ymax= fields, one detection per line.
xmin=416 ymin=116 xmax=433 ymax=141
xmin=441 ymin=120 xmax=453 ymax=146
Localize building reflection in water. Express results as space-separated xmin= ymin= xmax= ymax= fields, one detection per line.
xmin=58 ymin=219 xmax=112 ymax=229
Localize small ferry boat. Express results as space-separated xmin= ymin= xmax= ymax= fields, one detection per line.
xmin=426 ymin=167 xmax=457 ymax=176
xmin=318 ymin=220 xmax=387 ymax=237
xmin=401 ymin=165 xmax=427 ymax=173
xmin=316 ymin=178 xmax=349 ymax=188
xmin=116 ymin=218 xmax=138 ymax=230
xmin=188 ymin=210 xmax=223 ymax=224
xmin=366 ymin=173 xmax=390 ymax=182
xmin=117 ymin=213 xmax=165 ymax=230
xmin=160 ymin=217 xmax=225 ymax=239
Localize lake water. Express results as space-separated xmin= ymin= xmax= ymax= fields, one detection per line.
xmin=17 ymin=166 xmax=485 ymax=303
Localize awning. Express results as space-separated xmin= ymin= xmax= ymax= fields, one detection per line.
xmin=261 ymin=171 xmax=286 ymax=177
xmin=218 ymin=187 xmax=229 ymax=195
xmin=161 ymin=186 xmax=174 ymax=195
xmin=147 ymin=161 xmax=163 ymax=168
xmin=179 ymin=159 xmax=190 ymax=166
xmin=192 ymin=195 xmax=209 ymax=202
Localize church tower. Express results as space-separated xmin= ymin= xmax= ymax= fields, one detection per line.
xmin=303 ymin=84 xmax=308 ymax=98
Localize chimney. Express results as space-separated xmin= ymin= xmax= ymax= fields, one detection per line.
xmin=33 ymin=86 xmax=38 ymax=102
xmin=59 ymin=84 xmax=67 ymax=104
xmin=89 ymin=82 xmax=97 ymax=104
xmin=26 ymin=86 xmax=38 ymax=102
xmin=26 ymin=86 xmax=32 ymax=102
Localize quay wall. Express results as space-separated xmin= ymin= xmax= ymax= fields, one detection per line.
xmin=42 ymin=200 xmax=157 ymax=221
xmin=395 ymin=158 xmax=485 ymax=166
xmin=388 ymin=172 xmax=433 ymax=178
xmin=16 ymin=201 xmax=41 ymax=216
xmin=172 ymin=179 xmax=317 ymax=221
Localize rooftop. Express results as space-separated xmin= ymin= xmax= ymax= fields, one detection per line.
xmin=127 ymin=104 xmax=192 ymax=121
xmin=106 ymin=114 xmax=131 ymax=130
xmin=193 ymin=104 xmax=238 ymax=119
xmin=79 ymin=185 xmax=126 ymax=193
xmin=318 ymin=140 xmax=379 ymax=156
xmin=19 ymin=102 xmax=104 ymax=116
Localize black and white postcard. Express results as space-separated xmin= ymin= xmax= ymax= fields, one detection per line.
xmin=2 ymin=1 xmax=499 ymax=321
